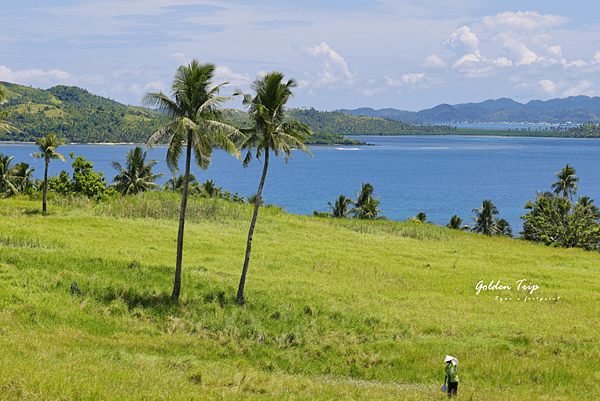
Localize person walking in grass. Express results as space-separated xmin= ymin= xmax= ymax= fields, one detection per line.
xmin=443 ymin=355 xmax=459 ymax=398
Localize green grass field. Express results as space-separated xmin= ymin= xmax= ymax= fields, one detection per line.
xmin=1 ymin=193 xmax=599 ymax=400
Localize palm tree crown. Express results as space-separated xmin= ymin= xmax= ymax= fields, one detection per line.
xmin=551 ymin=164 xmax=579 ymax=199
xmin=0 ymin=153 xmax=18 ymax=197
xmin=351 ymin=183 xmax=385 ymax=220
xmin=143 ymin=60 xmax=241 ymax=301
xmin=328 ymin=194 xmax=355 ymax=218
xmin=235 ymin=71 xmax=313 ymax=305
xmin=471 ymin=199 xmax=500 ymax=236
xmin=447 ymin=215 xmax=470 ymax=230
xmin=10 ymin=162 xmax=36 ymax=194
xmin=110 ymin=146 xmax=164 ymax=195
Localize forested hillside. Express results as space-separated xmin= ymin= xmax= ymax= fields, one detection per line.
xmin=0 ymin=82 xmax=170 ymax=143
xmin=288 ymin=108 xmax=457 ymax=135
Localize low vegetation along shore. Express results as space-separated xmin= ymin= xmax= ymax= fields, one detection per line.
xmin=1 ymin=193 xmax=599 ymax=400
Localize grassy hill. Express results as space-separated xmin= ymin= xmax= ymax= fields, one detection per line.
xmin=0 ymin=82 xmax=171 ymax=143
xmin=1 ymin=194 xmax=598 ymax=400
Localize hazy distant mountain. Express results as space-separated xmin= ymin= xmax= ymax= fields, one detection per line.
xmin=338 ymin=96 xmax=600 ymax=124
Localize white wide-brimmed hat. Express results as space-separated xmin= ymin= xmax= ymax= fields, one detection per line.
xmin=444 ymin=355 xmax=459 ymax=365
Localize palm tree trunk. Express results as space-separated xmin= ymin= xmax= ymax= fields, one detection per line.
xmin=237 ymin=149 xmax=269 ymax=305
xmin=43 ymin=159 xmax=48 ymax=212
xmin=172 ymin=135 xmax=193 ymax=301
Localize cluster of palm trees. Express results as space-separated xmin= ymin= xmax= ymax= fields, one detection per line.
xmin=2 ymin=64 xmax=312 ymax=306
xmin=141 ymin=62 xmax=312 ymax=304
xmin=322 ymin=183 xmax=385 ymax=220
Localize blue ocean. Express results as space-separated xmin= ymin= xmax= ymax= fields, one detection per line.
xmin=3 ymin=135 xmax=599 ymax=234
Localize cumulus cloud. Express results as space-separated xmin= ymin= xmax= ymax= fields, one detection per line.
xmin=493 ymin=57 xmax=513 ymax=67
xmin=545 ymin=45 xmax=562 ymax=58
xmin=495 ymin=33 xmax=537 ymax=66
xmin=0 ymin=65 xmax=77 ymax=86
xmin=453 ymin=54 xmax=484 ymax=68
xmin=539 ymin=79 xmax=557 ymax=94
xmin=168 ymin=52 xmax=188 ymax=64
xmin=447 ymin=26 xmax=481 ymax=56
xmin=402 ymin=73 xmax=424 ymax=85
xmin=564 ymin=59 xmax=587 ymax=67
xmin=421 ymin=54 xmax=447 ymax=68
xmin=482 ymin=11 xmax=568 ymax=31
xmin=301 ymin=42 xmax=357 ymax=87
xmin=215 ymin=65 xmax=251 ymax=87
xmin=562 ymin=81 xmax=593 ymax=97
xmin=594 ymin=51 xmax=600 ymax=64
xmin=129 ymin=80 xmax=166 ymax=97
xmin=296 ymin=79 xmax=310 ymax=89
xmin=359 ymin=86 xmax=386 ymax=97
xmin=384 ymin=76 xmax=402 ymax=87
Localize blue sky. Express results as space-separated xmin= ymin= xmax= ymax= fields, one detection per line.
xmin=1 ymin=0 xmax=599 ymax=111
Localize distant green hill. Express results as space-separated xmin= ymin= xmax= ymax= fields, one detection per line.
xmin=0 ymin=82 xmax=170 ymax=143
xmin=288 ymin=108 xmax=457 ymax=136
xmin=0 ymin=83 xmax=365 ymax=145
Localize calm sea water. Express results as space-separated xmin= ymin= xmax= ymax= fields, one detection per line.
xmin=2 ymin=135 xmax=599 ymax=234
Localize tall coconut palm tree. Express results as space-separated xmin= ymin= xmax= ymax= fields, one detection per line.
xmin=471 ymin=199 xmax=499 ymax=236
xmin=551 ymin=164 xmax=579 ymax=199
xmin=31 ymin=134 xmax=67 ymax=212
xmin=234 ymin=72 xmax=313 ymax=305
xmin=143 ymin=60 xmax=241 ymax=301
xmin=0 ymin=153 xmax=18 ymax=197
xmin=110 ymin=146 xmax=164 ymax=195
xmin=328 ymin=194 xmax=355 ymax=218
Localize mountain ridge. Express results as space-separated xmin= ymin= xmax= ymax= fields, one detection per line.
xmin=338 ymin=96 xmax=600 ymax=124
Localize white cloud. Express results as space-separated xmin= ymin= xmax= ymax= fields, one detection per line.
xmin=302 ymin=42 xmax=358 ymax=87
xmin=402 ymin=73 xmax=424 ymax=85
xmin=453 ymin=53 xmax=483 ymax=68
xmin=421 ymin=54 xmax=447 ymax=68
xmin=129 ymin=80 xmax=166 ymax=97
xmin=447 ymin=26 xmax=480 ymax=55
xmin=168 ymin=52 xmax=188 ymax=64
xmin=539 ymin=79 xmax=557 ymax=94
xmin=496 ymin=33 xmax=537 ymax=66
xmin=384 ymin=76 xmax=402 ymax=87
xmin=482 ymin=11 xmax=568 ymax=31
xmin=562 ymin=81 xmax=593 ymax=97
xmin=297 ymin=79 xmax=310 ymax=89
xmin=215 ymin=65 xmax=251 ymax=87
xmin=459 ymin=66 xmax=493 ymax=78
xmin=545 ymin=45 xmax=562 ymax=58
xmin=563 ymin=59 xmax=587 ymax=67
xmin=0 ymin=65 xmax=77 ymax=86
xmin=359 ymin=86 xmax=386 ymax=97
xmin=493 ymin=57 xmax=513 ymax=67
xmin=594 ymin=51 xmax=600 ymax=64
